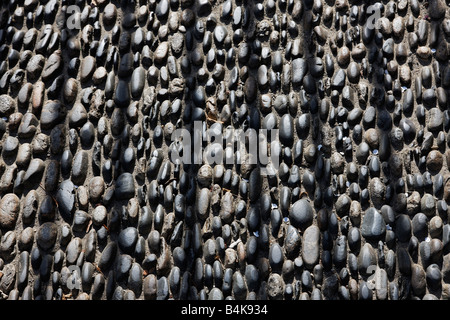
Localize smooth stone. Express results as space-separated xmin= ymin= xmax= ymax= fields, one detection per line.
xmin=2 ymin=136 xmax=19 ymax=159
xmin=429 ymin=216 xmax=443 ymax=239
xmin=426 ymin=263 xmax=441 ymax=290
xmin=399 ymin=118 xmax=416 ymax=144
xmin=56 ymin=180 xmax=75 ymax=220
xmin=80 ymin=56 xmax=96 ymax=83
xmin=122 ymin=13 xmax=137 ymax=29
xmin=92 ymin=67 xmax=107 ymax=85
xmin=41 ymin=50 xmax=62 ymax=81
xmin=72 ymin=210 xmax=90 ymax=232
xmin=26 ymin=54 xmax=45 ymax=80
xmin=348 ymin=226 xmax=361 ymax=252
xmin=118 ymin=227 xmax=139 ymax=254
xmin=18 ymin=112 xmax=38 ymax=139
xmin=290 ymin=199 xmax=314 ymax=230
xmin=331 ymin=69 xmax=346 ymax=89
xmin=156 ymin=0 xmax=169 ymax=18
xmin=337 ymin=46 xmax=351 ymax=66
xmin=92 ymin=206 xmax=107 ymax=227
xmin=244 ymin=77 xmax=257 ymax=102
xmin=279 ymin=114 xmax=294 ymax=146
xmin=412 ymin=212 xmax=428 ymax=241
xmin=291 ymin=58 xmax=308 ymax=86
xmin=397 ymin=247 xmax=412 ymax=275
xmin=103 ymin=4 xmax=117 ymax=26
xmin=358 ymin=243 xmax=377 ymax=276
xmin=196 ymin=188 xmax=211 ymax=220
xmin=71 ymin=151 xmax=89 ymax=185
xmin=68 ymin=103 xmax=87 ymax=128
xmin=21 ymin=190 xmax=39 ymax=226
xmin=249 ymin=168 xmax=262 ymax=203
xmin=347 ymin=62 xmax=361 ymax=83
xmin=65 ymin=237 xmax=83 ymax=266
xmin=115 ymin=173 xmax=135 ymax=200
xmin=296 ymin=114 xmax=310 ymax=139
xmin=417 ymin=46 xmax=431 ymax=60
xmin=79 ymin=121 xmax=95 ymax=147
xmin=214 ymin=26 xmax=228 ymax=45
xmin=114 ymin=78 xmax=131 ymax=108
xmin=411 ymin=264 xmax=426 ymax=297
xmin=98 ymin=242 xmax=118 ymax=272
xmin=40 ymin=100 xmax=65 ymax=130
xmin=37 ymin=222 xmax=58 ymax=251
xmin=117 ymin=53 xmax=133 ymax=78
xmin=128 ymin=263 xmax=143 ymax=297
xmin=429 ymin=0 xmax=446 ymax=20
xmin=428 ymin=108 xmax=443 ymax=132
xmin=17 ymin=83 xmax=33 ymax=107
xmin=131 ymin=67 xmax=145 ymax=99
xmin=269 ymin=243 xmax=284 ymax=272
xmin=427 ymin=150 xmax=443 ymax=173
xmin=396 ymin=214 xmax=412 ymax=243
xmin=23 ymin=158 xmax=44 ymax=187
xmin=110 ymin=108 xmax=126 ymax=137
xmin=361 ymin=208 xmax=386 ymax=241
xmin=313 ymin=26 xmax=327 ymax=43
xmin=302 ymin=226 xmax=320 ymax=269
xmin=392 ymin=17 xmax=405 ymax=38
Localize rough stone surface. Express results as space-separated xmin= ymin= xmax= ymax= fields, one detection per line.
xmin=0 ymin=0 xmax=448 ymax=301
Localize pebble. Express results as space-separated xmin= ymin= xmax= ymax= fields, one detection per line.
xmin=361 ymin=208 xmax=386 ymax=241
xmin=41 ymin=50 xmax=62 ymax=82
xmin=411 ymin=263 xmax=426 ymax=297
xmin=56 ymin=180 xmax=75 ymax=220
xmin=37 ymin=222 xmax=58 ymax=251
xmin=118 ymin=227 xmax=139 ymax=254
xmin=26 ymin=54 xmax=45 ymax=80
xmin=289 ymin=199 xmax=314 ymax=231
xmin=99 ymin=242 xmax=118 ymax=272
xmin=103 ymin=3 xmax=118 ymax=25
xmin=429 ymin=0 xmax=447 ymax=20
xmin=115 ymin=173 xmax=135 ymax=200
xmin=358 ymin=243 xmax=377 ymax=276
xmin=71 ymin=150 xmax=89 ymax=186
xmin=291 ymin=58 xmax=308 ymax=86
xmin=331 ymin=69 xmax=346 ymax=89
xmin=302 ymin=226 xmax=320 ymax=269
xmin=23 ymin=158 xmax=45 ymax=187
xmin=40 ymin=100 xmax=65 ymax=130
